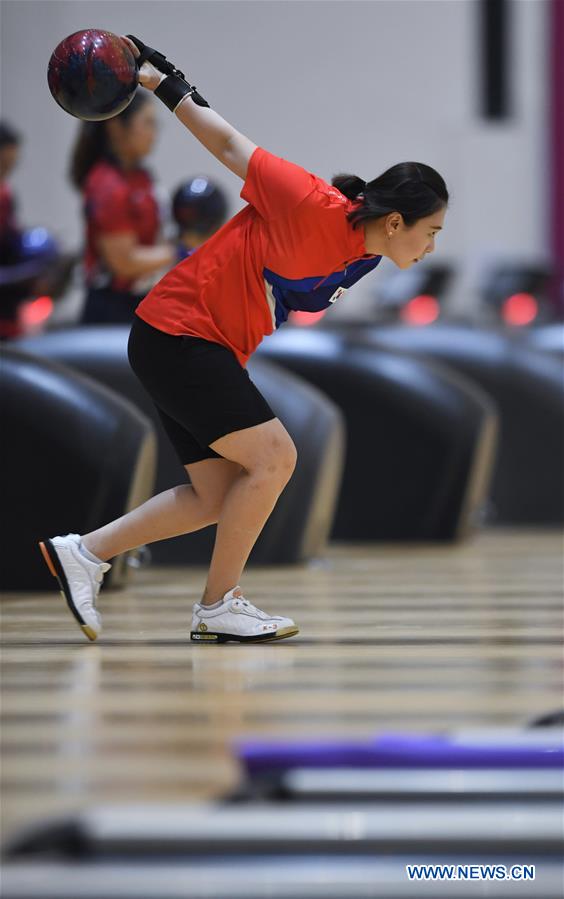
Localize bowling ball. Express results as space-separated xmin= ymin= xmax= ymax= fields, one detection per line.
xmin=172 ymin=177 xmax=229 ymax=235
xmin=48 ymin=29 xmax=138 ymax=121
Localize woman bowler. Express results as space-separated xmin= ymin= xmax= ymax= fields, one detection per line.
xmin=40 ymin=35 xmax=448 ymax=644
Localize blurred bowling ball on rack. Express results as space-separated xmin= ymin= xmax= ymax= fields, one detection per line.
xmin=47 ymin=29 xmax=138 ymax=121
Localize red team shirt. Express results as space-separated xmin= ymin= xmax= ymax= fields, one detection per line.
xmin=0 ymin=181 xmax=18 ymax=248
xmin=136 ymin=148 xmax=381 ymax=367
xmin=83 ymin=160 xmax=160 ymax=292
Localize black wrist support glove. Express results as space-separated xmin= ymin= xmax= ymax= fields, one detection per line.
xmin=127 ymin=35 xmax=210 ymax=111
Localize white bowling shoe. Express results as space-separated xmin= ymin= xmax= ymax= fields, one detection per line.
xmin=191 ymin=586 xmax=299 ymax=643
xmin=39 ymin=534 xmax=111 ymax=641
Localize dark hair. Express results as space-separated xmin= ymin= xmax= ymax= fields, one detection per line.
xmin=69 ymin=92 xmax=151 ymax=189
xmin=332 ymin=162 xmax=448 ymax=229
xmin=0 ymin=121 xmax=21 ymax=150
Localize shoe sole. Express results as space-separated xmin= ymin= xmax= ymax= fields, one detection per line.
xmin=190 ymin=625 xmax=299 ymax=644
xmin=38 ymin=540 xmax=98 ymax=642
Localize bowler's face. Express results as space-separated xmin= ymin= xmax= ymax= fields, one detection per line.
xmin=389 ymin=209 xmax=446 ymax=270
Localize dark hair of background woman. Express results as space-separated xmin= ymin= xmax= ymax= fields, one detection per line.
xmin=0 ymin=121 xmax=21 ymax=150
xmin=332 ymin=162 xmax=448 ymax=228
xmin=69 ymin=92 xmax=151 ymax=189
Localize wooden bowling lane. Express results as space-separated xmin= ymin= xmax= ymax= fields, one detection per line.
xmin=1 ymin=528 xmax=562 ymax=837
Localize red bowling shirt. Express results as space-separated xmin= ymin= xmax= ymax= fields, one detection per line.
xmin=83 ymin=159 xmax=160 ymax=292
xmin=0 ymin=181 xmax=18 ymax=248
xmin=136 ymin=147 xmax=380 ymax=366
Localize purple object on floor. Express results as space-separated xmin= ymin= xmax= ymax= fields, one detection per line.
xmin=237 ymin=732 xmax=564 ymax=775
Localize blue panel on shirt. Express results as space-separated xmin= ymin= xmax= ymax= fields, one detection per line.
xmin=264 ymin=256 xmax=382 ymax=327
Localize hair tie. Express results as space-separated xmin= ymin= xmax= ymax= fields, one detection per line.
xmin=356 ymin=179 xmax=367 ymax=199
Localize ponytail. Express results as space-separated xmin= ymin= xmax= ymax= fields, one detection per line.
xmin=332 ymin=174 xmax=366 ymax=200
xmin=69 ymin=123 xmax=109 ymax=189
xmin=332 ymin=162 xmax=448 ymax=228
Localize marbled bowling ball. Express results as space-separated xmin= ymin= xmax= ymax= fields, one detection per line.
xmin=48 ymin=29 xmax=138 ymax=121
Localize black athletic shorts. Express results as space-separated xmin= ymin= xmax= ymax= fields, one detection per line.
xmin=127 ymin=315 xmax=276 ymax=466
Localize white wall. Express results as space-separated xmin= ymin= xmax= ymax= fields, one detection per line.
xmin=1 ymin=0 xmax=549 ymax=316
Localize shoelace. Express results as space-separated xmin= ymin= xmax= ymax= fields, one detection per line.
xmin=233 ymin=597 xmax=271 ymax=620
xmin=84 ymin=564 xmax=110 ymax=613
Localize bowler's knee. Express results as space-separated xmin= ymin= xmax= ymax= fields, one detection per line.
xmin=251 ymin=433 xmax=297 ymax=488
